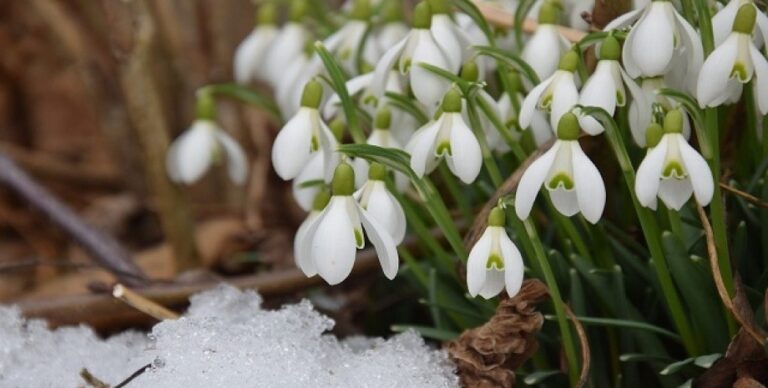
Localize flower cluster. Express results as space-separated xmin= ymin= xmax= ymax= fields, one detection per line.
xmin=168 ymin=0 xmax=767 ymax=301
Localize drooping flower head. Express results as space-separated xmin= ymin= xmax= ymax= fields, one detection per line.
xmin=299 ymin=163 xmax=400 ymax=285
xmin=467 ymin=206 xmax=525 ymax=299
xmin=635 ymin=110 xmax=714 ymax=210
xmin=323 ymin=0 xmax=377 ymax=74
xmin=522 ymin=1 xmax=571 ymax=81
xmin=354 ymin=162 xmax=407 ymax=244
xmin=428 ymin=0 xmax=471 ymax=73
xmin=515 ymin=112 xmax=606 ymax=224
xmin=263 ymin=0 xmax=311 ymax=87
xmin=295 ymin=189 xmax=331 ymax=277
xmin=520 ymin=50 xmax=580 ymax=132
xmin=352 ymin=107 xmax=409 ymax=190
xmin=406 ymin=86 xmax=483 ymax=184
xmin=234 ymin=3 xmax=278 ymax=84
xmin=697 ymin=4 xmax=768 ymax=114
xmin=292 ymin=118 xmax=345 ymax=211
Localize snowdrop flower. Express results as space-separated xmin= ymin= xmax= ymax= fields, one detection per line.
xmin=515 ymin=113 xmax=606 ymax=224
xmin=374 ymin=0 xmax=410 ymax=52
xmin=712 ymin=0 xmax=768 ymax=47
xmin=292 ymin=119 xmax=345 ymax=211
xmin=323 ymin=0 xmax=375 ymax=74
xmin=294 ymin=190 xmax=330 ymax=276
xmin=605 ymin=0 xmax=703 ymax=92
xmin=698 ymin=4 xmax=768 ymax=114
xmin=299 ymin=163 xmax=399 ymax=285
xmin=406 ymin=87 xmax=483 ymax=184
xmin=578 ymin=36 xmax=646 ymax=135
xmin=372 ymin=1 xmax=452 ymax=108
xmin=354 ymin=163 xmax=407 ymax=244
xmin=498 ymin=71 xmax=554 ymax=146
xmin=635 ymin=110 xmax=714 ymax=210
xmin=458 ymin=62 xmax=507 ymax=153
xmin=520 ymin=50 xmax=580 ymax=132
xmin=467 ymin=206 xmax=525 ymax=299
xmin=166 ymin=109 xmax=248 ymax=185
xmin=522 ymin=2 xmax=571 ymax=81
xmin=428 ymin=0 xmax=470 ymax=73
xmin=568 ymin=0 xmax=592 ymax=30
xmin=234 ymin=3 xmax=278 ymax=84
xmin=263 ymin=0 xmax=310 ymax=86
xmin=628 ymin=77 xmax=691 ymax=147
xmin=272 ymin=79 xmax=340 ymax=181
xmin=352 ymin=108 xmax=409 ymax=190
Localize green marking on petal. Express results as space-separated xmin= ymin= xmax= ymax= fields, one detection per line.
xmin=540 ymin=93 xmax=553 ymax=110
xmin=486 ymin=254 xmax=504 ymax=270
xmin=339 ymin=48 xmax=352 ymax=61
xmin=436 ymin=141 xmax=452 ymax=156
xmin=363 ymin=94 xmax=378 ymax=107
xmin=547 ymin=172 xmax=575 ymax=190
xmin=354 ymin=229 xmax=365 ymax=247
xmin=616 ymin=91 xmax=626 ymax=106
xmin=402 ymin=58 xmax=412 ymax=73
xmin=662 ymin=161 xmax=686 ymax=179
xmin=731 ymin=62 xmax=749 ymax=83
xmin=311 ymin=135 xmax=319 ymax=152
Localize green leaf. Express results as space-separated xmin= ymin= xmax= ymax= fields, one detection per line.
xmin=417 ymin=63 xmax=467 ymax=88
xmin=451 ymin=0 xmax=495 ymax=45
xmin=619 ymin=353 xmax=673 ymax=363
xmin=694 ymin=354 xmax=721 ymax=368
xmin=390 ymin=325 xmax=459 ymax=341
xmin=297 ymin=179 xmax=325 ymax=189
xmin=474 ymin=45 xmax=541 ymax=86
xmin=523 ymin=370 xmax=562 ymax=385
xmin=513 ymin=0 xmax=537 ymax=49
xmin=384 ymin=92 xmax=429 ymax=125
xmin=658 ymin=88 xmax=705 ymax=133
xmin=314 ymin=42 xmax=365 ymax=143
xmin=660 ymin=358 xmax=695 ymax=375
xmin=545 ymin=314 xmax=682 ymax=341
xmin=337 ymin=144 xmax=414 ymax=179
xmin=199 ymin=83 xmax=282 ymax=121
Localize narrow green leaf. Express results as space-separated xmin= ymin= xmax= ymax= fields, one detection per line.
xmin=523 ymin=370 xmax=562 ymax=385
xmin=694 ymin=354 xmax=721 ymax=368
xmin=513 ymin=0 xmax=536 ymax=49
xmin=660 ymin=358 xmax=695 ymax=375
xmin=451 ymin=0 xmax=495 ymax=45
xmin=199 ymin=83 xmax=282 ymax=121
xmin=384 ymin=92 xmax=429 ymax=125
xmin=545 ymin=314 xmax=681 ymax=341
xmin=474 ymin=45 xmax=541 ymax=85
xmin=314 ymin=42 xmax=365 ymax=143
xmin=619 ymin=353 xmax=673 ymax=363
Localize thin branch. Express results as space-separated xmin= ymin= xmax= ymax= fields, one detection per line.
xmin=114 ymin=364 xmax=152 ymax=388
xmin=719 ymin=182 xmax=768 ymax=209
xmin=113 ymin=283 xmax=180 ymax=321
xmin=564 ymin=304 xmax=591 ymax=388
xmin=0 ymin=152 xmax=147 ymax=286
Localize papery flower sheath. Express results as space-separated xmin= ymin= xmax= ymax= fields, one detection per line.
xmin=519 ymin=50 xmax=580 ymax=132
xmin=578 ymin=36 xmax=646 ymax=135
xmin=272 ymin=79 xmax=340 ymax=181
xmin=697 ymin=4 xmax=768 ymax=114
xmin=234 ymin=3 xmax=278 ymax=84
xmin=166 ymin=119 xmax=248 ymax=185
xmin=371 ymin=1 xmax=452 ymax=108
xmin=300 ymin=163 xmax=399 ymax=285
xmin=354 ymin=163 xmax=407 ymax=244
xmin=467 ymin=206 xmax=525 ymax=299
xmin=605 ymin=0 xmax=703 ymax=92
xmin=635 ymin=110 xmax=714 ymax=210
xmin=515 ymin=113 xmax=606 ymax=224
xmin=406 ymin=87 xmax=483 ymax=184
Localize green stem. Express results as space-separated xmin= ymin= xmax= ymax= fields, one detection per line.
xmin=438 ymin=164 xmax=473 ymax=221
xmin=522 ymin=217 xmax=581 ymax=385
xmin=466 ymin=99 xmax=504 ymax=187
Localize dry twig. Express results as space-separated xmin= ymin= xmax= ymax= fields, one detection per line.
xmin=474 ymin=1 xmax=587 ymax=42
xmin=113 ymin=283 xmax=179 ymax=321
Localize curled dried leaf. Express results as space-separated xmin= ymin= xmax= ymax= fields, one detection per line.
xmin=448 ymin=279 xmax=548 ymax=388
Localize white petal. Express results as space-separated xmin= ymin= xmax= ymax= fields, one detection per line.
xmin=272 ymin=108 xmax=314 ymax=180
xmin=750 ymin=45 xmax=768 ymax=115
xmin=658 ymin=177 xmax=694 ymax=210
xmin=550 ymin=74 xmax=580 ymax=130
xmin=579 ymin=61 xmax=618 ymax=135
xmin=674 ymin=12 xmax=705 ymax=93
xmin=318 ymin=120 xmax=341 ymax=182
xmin=522 ymin=25 xmax=566 ymax=80
xmin=677 ymin=135 xmax=714 ymax=206
xmin=620 ymin=69 xmax=648 ymax=137
xmin=571 ymin=142 xmax=606 ymax=223
xmin=515 ymin=142 xmax=560 ymax=220
xmin=499 ymin=231 xmax=525 ymax=297
xmin=311 ymin=197 xmax=358 ymax=285
xmin=371 ymin=36 xmax=408 ymax=98
xmin=214 ymin=130 xmax=249 ymax=185
xmin=603 ymin=8 xmax=644 ymax=31
xmin=466 ymin=229 xmax=493 ymax=297
xmin=294 ymin=212 xmax=320 ymax=276
xmin=358 ymin=205 xmax=400 ymax=279
xmin=479 ymin=270 xmax=505 ymax=299
xmin=323 ymin=73 xmax=375 ymax=119
xmin=405 ymin=120 xmax=441 ymax=177
xmin=234 ymin=27 xmax=276 ymax=84
xmin=430 ymin=15 xmax=463 ymax=72
xmin=711 ymin=0 xmax=739 ymax=47
xmin=629 ymin=4 xmax=675 ymax=76
xmin=264 ymin=23 xmax=307 ymax=85
xmin=170 ymin=122 xmax=216 ymax=184
xmin=410 ymin=31 xmax=452 ymax=107
xmin=530 ymin=110 xmax=555 ymax=146
xmin=519 ymin=75 xmax=556 ymax=128
xmin=364 ymin=182 xmax=407 ymax=244
xmin=550 ymin=187 xmax=580 ymax=216
xmin=447 ymin=115 xmax=483 ymax=184
xmin=292 ymin=152 xmax=325 ymax=211
xmin=635 ymin=136 xmax=669 ymax=208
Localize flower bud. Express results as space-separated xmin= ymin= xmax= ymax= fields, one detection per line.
xmin=382 ymin=0 xmax=404 ymax=23
xmin=368 ymin=162 xmax=388 ymax=181
xmin=195 ymin=91 xmax=216 ymax=120
xmin=440 ymin=87 xmax=463 ymax=113
xmin=556 ymin=112 xmax=580 ymax=140
xmin=329 ymin=117 xmax=345 ymax=141
xmin=375 ymin=107 xmax=392 ymax=129
xmin=538 ymin=1 xmax=562 ymax=24
xmin=312 ymin=189 xmax=331 ymax=211
xmin=460 ymin=61 xmax=480 ymax=82
xmin=645 ymin=123 xmax=664 ymax=148
xmin=732 ymin=4 xmax=756 ymax=34
xmin=332 ymin=163 xmax=356 ymax=196
xmin=558 ymin=51 xmax=579 ymax=72
xmin=412 ymin=1 xmax=433 ymax=29
xmin=600 ymin=36 xmax=621 ymax=61
xmin=300 ymin=79 xmax=324 ymax=109
xmin=488 ymin=206 xmax=506 ymax=227
xmin=663 ymin=109 xmax=683 ymax=134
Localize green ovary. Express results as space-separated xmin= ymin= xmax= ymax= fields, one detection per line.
xmin=662 ymin=161 xmax=686 ymax=179
xmin=486 ymin=254 xmax=504 ymax=270
xmin=547 ymin=172 xmax=575 ymax=190
xmin=436 ymin=141 xmax=452 ymax=156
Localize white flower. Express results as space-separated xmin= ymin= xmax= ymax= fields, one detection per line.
xmin=521 ymin=2 xmax=571 ymax=81
xmin=697 ymin=4 xmax=768 ymax=114
xmin=299 ymin=163 xmax=399 ymax=285
xmin=429 ymin=0 xmax=471 ymax=73
xmin=635 ymin=111 xmax=713 ymax=210
xmin=515 ymin=113 xmax=606 ymax=224
xmin=578 ymin=36 xmax=646 ymax=135
xmin=272 ymin=80 xmax=340 ymax=181
xmin=605 ymin=1 xmax=703 ymax=92
xmin=567 ymin=0 xmax=593 ymax=30
xmin=351 ymin=108 xmax=410 ymax=190
xmin=519 ymin=51 xmax=580 ymax=132
xmin=292 ymin=152 xmax=326 ymax=211
xmin=467 ymin=207 xmax=524 ymax=299
xmin=234 ymin=4 xmax=277 ymax=84
xmin=323 ymin=0 xmax=376 ymax=74
xmin=354 ymin=163 xmax=407 ymax=244
xmin=166 ymin=119 xmax=248 ymax=185
xmin=406 ymin=87 xmax=483 ymax=184
xmin=294 ymin=191 xmax=329 ymax=277
xmin=499 ymin=92 xmax=554 ymax=146
xmin=371 ymin=1 xmax=452 ymax=107
xmin=628 ymin=77 xmax=691 ymax=147
xmin=712 ymin=0 xmax=768 ymax=48
xmin=263 ymin=19 xmax=309 ymax=87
